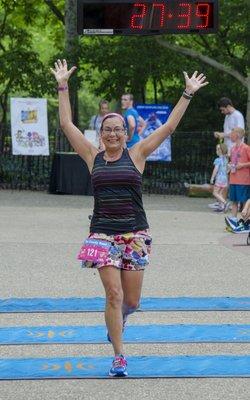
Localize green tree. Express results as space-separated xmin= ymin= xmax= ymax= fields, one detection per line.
xmin=81 ymin=36 xmax=181 ymax=103
xmin=156 ymin=0 xmax=250 ymax=139
xmin=64 ymin=0 xmax=80 ymax=125
xmin=0 ymin=0 xmax=54 ymax=151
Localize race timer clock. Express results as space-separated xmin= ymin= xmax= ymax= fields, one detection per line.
xmin=77 ymin=0 xmax=218 ymax=35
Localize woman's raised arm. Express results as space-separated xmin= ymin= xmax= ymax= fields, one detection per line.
xmin=134 ymin=71 xmax=209 ymax=160
xmin=50 ymin=59 xmax=98 ymax=170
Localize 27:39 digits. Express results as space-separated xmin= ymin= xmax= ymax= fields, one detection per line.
xmin=130 ymin=2 xmax=213 ymax=30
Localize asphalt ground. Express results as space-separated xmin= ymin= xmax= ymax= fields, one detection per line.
xmin=0 ymin=190 xmax=249 ymax=399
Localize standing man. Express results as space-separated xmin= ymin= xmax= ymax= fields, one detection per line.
xmin=89 ymin=99 xmax=110 ymax=135
xmin=121 ymin=93 xmax=146 ymax=148
xmin=89 ymin=99 xmax=110 ymax=149
xmin=214 ymin=97 xmax=245 ymax=152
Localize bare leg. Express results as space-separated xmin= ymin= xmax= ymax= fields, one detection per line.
xmin=222 ymin=186 xmax=228 ymax=200
xmin=98 ymin=266 xmax=123 ymax=356
xmin=213 ymin=186 xmax=226 ymax=204
xmin=241 ymin=199 xmax=250 ymax=222
xmin=121 ymin=270 xmax=144 ymax=323
xmin=231 ymin=202 xmax=238 ymax=218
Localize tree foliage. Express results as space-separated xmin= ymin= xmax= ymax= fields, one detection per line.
xmin=156 ymin=0 xmax=250 ymax=136
xmin=0 ymin=0 xmax=249 ymax=146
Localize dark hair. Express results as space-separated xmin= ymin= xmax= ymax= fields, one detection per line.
xmin=122 ymin=93 xmax=133 ymax=101
xmin=99 ymin=99 xmax=109 ymax=108
xmin=217 ymin=97 xmax=233 ymax=108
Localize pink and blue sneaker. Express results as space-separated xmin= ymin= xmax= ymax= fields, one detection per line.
xmin=109 ymin=355 xmax=128 ymax=377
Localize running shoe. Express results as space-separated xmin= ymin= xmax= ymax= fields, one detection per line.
xmin=232 ymin=222 xmax=250 ymax=234
xmin=213 ymin=205 xmax=224 ymax=212
xmin=225 ymin=216 xmax=238 ymax=230
xmin=208 ymin=202 xmax=221 ymax=209
xmin=109 ymin=355 xmax=128 ymax=377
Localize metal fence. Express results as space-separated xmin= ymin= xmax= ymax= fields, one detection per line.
xmin=0 ymin=128 xmax=215 ymax=194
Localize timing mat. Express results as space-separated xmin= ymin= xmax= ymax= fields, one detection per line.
xmin=1 ymin=297 xmax=250 ymax=313
xmin=0 ymin=324 xmax=250 ymax=344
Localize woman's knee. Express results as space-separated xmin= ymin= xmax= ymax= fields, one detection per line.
xmin=106 ymin=286 xmax=123 ymax=307
xmin=123 ymin=299 xmax=140 ymax=311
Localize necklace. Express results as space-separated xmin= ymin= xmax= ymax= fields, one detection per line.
xmin=104 ymin=150 xmax=123 ymax=165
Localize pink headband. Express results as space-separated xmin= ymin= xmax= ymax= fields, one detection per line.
xmin=101 ymin=113 xmax=126 ymax=130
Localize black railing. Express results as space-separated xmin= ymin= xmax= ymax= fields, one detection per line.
xmin=0 ymin=128 xmax=216 ymax=194
xmin=143 ymin=130 xmax=215 ymax=194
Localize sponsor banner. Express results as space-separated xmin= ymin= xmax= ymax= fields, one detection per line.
xmin=136 ymin=103 xmax=172 ymax=161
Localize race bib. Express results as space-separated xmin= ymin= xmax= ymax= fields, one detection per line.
xmin=77 ymin=238 xmax=111 ymax=263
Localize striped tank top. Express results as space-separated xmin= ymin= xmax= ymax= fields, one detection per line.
xmin=90 ymin=149 xmax=149 ymax=235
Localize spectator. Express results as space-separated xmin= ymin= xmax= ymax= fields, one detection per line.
xmin=89 ymin=99 xmax=110 ymax=135
xmin=214 ymin=97 xmax=245 ymax=153
xmin=121 ymin=93 xmax=146 ymax=148
xmin=225 ymin=127 xmax=250 ymax=228
xmin=210 ymin=143 xmax=230 ymax=212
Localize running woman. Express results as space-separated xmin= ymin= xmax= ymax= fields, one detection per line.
xmin=50 ymin=60 xmax=208 ymax=377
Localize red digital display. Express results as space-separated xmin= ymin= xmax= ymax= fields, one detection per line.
xmin=77 ymin=0 xmax=218 ymax=35
xmin=196 ymin=3 xmax=211 ymax=28
xmin=129 ymin=2 xmax=213 ymax=30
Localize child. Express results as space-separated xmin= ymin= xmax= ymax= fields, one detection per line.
xmin=225 ymin=127 xmax=250 ymax=228
xmin=210 ymin=143 xmax=230 ymax=212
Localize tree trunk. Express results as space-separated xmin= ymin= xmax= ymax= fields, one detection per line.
xmin=141 ymin=87 xmax=145 ymax=104
xmin=153 ymin=77 xmax=158 ymax=104
xmin=159 ymin=79 xmax=165 ymax=103
xmin=65 ymin=0 xmax=79 ymax=125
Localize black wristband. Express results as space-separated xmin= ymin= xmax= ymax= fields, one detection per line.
xmin=182 ymin=90 xmax=193 ymax=100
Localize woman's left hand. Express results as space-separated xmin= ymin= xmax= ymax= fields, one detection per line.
xmin=183 ymin=71 xmax=209 ymax=95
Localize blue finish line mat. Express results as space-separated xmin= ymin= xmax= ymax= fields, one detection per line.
xmin=1 ymin=324 xmax=250 ymax=345
xmin=0 ymin=355 xmax=249 ymax=379
xmin=1 ymin=297 xmax=250 ymax=313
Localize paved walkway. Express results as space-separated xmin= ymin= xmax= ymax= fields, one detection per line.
xmin=0 ymin=191 xmax=249 ymax=399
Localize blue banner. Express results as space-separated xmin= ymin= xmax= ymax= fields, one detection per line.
xmin=0 ymin=355 xmax=249 ymax=379
xmin=0 ymin=324 xmax=249 ymax=345
xmin=1 ymin=297 xmax=250 ymax=313
xmin=136 ymin=103 xmax=172 ymax=161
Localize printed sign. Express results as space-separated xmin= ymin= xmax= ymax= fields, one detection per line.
xmin=11 ymin=98 xmax=49 ymax=155
xmin=136 ymin=103 xmax=172 ymax=161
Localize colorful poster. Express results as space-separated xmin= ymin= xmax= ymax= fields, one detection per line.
xmin=136 ymin=103 xmax=172 ymax=161
xmin=11 ymin=98 xmax=49 ymax=155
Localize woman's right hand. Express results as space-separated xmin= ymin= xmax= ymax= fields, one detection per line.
xmin=50 ymin=59 xmax=77 ymax=85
